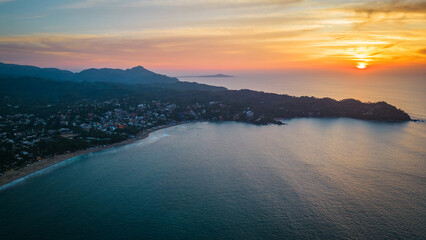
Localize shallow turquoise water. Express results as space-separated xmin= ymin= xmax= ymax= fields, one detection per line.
xmin=1 ymin=120 xmax=425 ymax=239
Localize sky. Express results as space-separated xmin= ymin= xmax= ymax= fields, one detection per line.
xmin=0 ymin=0 xmax=425 ymax=73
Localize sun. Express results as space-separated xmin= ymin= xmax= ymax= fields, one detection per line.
xmin=356 ymin=63 xmax=367 ymax=69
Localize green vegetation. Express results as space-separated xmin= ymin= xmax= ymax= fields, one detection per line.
xmin=0 ymin=76 xmax=410 ymax=172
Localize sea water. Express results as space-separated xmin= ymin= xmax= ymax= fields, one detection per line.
xmin=178 ymin=70 xmax=426 ymax=120
xmin=1 ymin=70 xmax=425 ymax=239
xmin=0 ymin=120 xmax=425 ymax=239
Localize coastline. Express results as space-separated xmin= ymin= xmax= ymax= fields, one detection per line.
xmin=0 ymin=122 xmax=186 ymax=188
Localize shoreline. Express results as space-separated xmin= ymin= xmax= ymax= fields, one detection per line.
xmin=0 ymin=122 xmax=187 ymax=188
xmin=1 ymin=116 xmax=414 ymax=188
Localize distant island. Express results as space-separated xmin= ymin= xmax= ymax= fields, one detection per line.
xmin=0 ymin=62 xmax=411 ymax=178
xmin=179 ymin=74 xmax=234 ymax=78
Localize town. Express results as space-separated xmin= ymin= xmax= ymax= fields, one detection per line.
xmin=0 ymin=76 xmax=411 ymax=173
xmin=0 ymin=96 xmax=274 ymax=172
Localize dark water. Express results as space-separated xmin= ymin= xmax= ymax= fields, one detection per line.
xmin=1 ymin=120 xmax=425 ymax=239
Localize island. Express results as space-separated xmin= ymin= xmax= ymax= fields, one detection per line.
xmin=179 ymin=74 xmax=234 ymax=78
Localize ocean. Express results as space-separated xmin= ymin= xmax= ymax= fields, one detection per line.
xmin=0 ymin=72 xmax=425 ymax=239
xmin=178 ymin=70 xmax=426 ymax=120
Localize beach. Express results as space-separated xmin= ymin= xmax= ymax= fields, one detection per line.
xmin=0 ymin=122 xmax=184 ymax=187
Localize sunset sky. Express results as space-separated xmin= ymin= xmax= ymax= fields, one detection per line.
xmin=0 ymin=0 xmax=425 ymax=72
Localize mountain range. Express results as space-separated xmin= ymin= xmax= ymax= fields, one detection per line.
xmin=0 ymin=62 xmax=178 ymax=84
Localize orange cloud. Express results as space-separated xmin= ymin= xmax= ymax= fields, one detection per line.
xmin=0 ymin=1 xmax=425 ymax=71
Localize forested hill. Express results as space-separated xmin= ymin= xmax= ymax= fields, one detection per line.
xmin=0 ymin=76 xmax=411 ymax=171
xmin=0 ymin=76 xmax=411 ymax=122
xmin=0 ymin=62 xmax=178 ymax=84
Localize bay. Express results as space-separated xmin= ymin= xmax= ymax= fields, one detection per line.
xmin=1 ymin=120 xmax=425 ymax=239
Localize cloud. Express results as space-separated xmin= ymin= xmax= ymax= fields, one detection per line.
xmin=60 ymin=0 xmax=121 ymax=9
xmin=0 ymin=26 xmax=318 ymax=69
xmin=61 ymin=0 xmax=304 ymax=9
xmin=383 ymin=42 xmax=400 ymax=49
xmin=16 ymin=15 xmax=46 ymax=20
xmin=347 ymin=0 xmax=426 ymax=15
xmin=330 ymin=0 xmax=426 ymax=30
xmin=1 ymin=1 xmax=425 ymax=70
xmin=418 ymin=48 xmax=426 ymax=55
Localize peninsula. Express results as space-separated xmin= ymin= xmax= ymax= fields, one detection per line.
xmin=0 ymin=63 xmax=411 ymax=181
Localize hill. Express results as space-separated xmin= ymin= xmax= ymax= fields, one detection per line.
xmin=0 ymin=62 xmax=74 ymax=81
xmin=0 ymin=62 xmax=178 ymax=84
xmin=0 ymin=76 xmax=411 ymax=172
xmin=0 ymin=76 xmax=410 ymax=122
xmin=76 ymin=66 xmax=178 ymax=84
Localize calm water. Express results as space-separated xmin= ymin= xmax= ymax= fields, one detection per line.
xmin=1 ymin=71 xmax=426 ymax=239
xmin=1 ymin=120 xmax=425 ymax=239
xmin=178 ymin=70 xmax=426 ymax=120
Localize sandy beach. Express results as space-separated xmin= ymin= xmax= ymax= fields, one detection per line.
xmin=0 ymin=122 xmax=185 ymax=187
